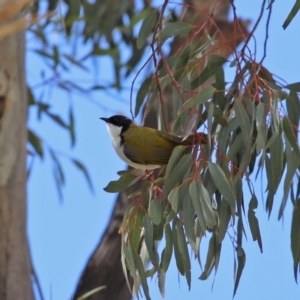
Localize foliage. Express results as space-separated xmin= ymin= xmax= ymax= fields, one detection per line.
xmin=25 ymin=0 xmax=300 ymax=299
xmin=101 ymin=3 xmax=300 ymax=300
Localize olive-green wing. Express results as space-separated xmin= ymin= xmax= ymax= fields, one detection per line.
xmin=122 ymin=126 xmax=177 ymax=165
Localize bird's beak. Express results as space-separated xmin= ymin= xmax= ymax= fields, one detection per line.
xmin=100 ymin=117 xmax=108 ymax=122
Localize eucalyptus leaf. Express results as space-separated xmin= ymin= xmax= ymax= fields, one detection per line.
xmin=178 ymin=86 xmax=215 ymax=115
xmin=172 ymin=220 xmax=185 ymax=275
xmin=137 ymin=9 xmax=159 ymax=49
xmin=248 ymin=195 xmax=263 ymax=253
xmin=291 ymin=198 xmax=300 ymax=282
xmin=149 ymin=198 xmax=164 ymax=225
xmin=177 ymin=222 xmax=192 ymax=289
xmin=103 ymin=171 xmax=139 ymax=193
xmin=143 ymin=214 xmax=157 ymax=266
xmin=208 ymin=162 xmax=236 ymax=214
xmin=233 ymin=246 xmax=246 ymax=297
xmin=162 ymin=224 xmax=173 ymax=272
xmin=163 ymin=153 xmax=193 ymax=195
xmin=162 ymin=22 xmax=191 ymax=42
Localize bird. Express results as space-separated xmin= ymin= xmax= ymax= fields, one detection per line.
xmin=100 ymin=115 xmax=208 ymax=170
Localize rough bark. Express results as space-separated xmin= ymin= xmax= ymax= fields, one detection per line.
xmin=73 ymin=1 xmax=250 ymax=299
xmin=0 ymin=6 xmax=34 ymax=300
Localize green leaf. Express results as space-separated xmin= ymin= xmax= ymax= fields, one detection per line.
xmin=291 ymin=198 xmax=300 ymax=282
xmin=137 ymin=9 xmax=159 ymax=49
xmin=182 ymin=192 xmax=196 ymax=246
xmin=172 ymin=220 xmax=185 ymax=275
xmin=218 ymin=200 xmax=231 ymax=243
xmin=135 ymin=76 xmax=152 ymax=117
xmin=128 ymin=208 xmax=144 ymax=252
xmin=143 ymin=214 xmax=158 ymax=266
xmin=103 ymin=171 xmax=139 ymax=193
xmin=165 ymin=145 xmax=189 ymax=178
xmin=28 ymin=129 xmax=44 ymax=159
xmin=282 ymin=116 xmax=300 ymax=156
xmin=190 ymin=181 xmax=206 ymax=232
xmin=199 ymin=234 xmax=216 ymax=280
xmin=208 ymin=162 xmax=236 ymax=213
xmin=177 ymin=222 xmax=192 ymax=289
xmin=163 ymin=153 xmax=193 ymax=195
xmin=286 ymin=82 xmax=300 ymax=92
xmin=72 ymin=159 xmax=94 ymax=193
xmin=279 ymin=143 xmax=299 ymax=220
xmin=283 ymin=0 xmax=300 ymax=29
xmin=158 ymin=268 xmax=165 ymax=298
xmin=269 ymin=133 xmax=283 ymax=194
xmin=121 ymin=242 xmax=136 ymax=291
xmin=233 ymin=246 xmax=246 ymax=297
xmin=45 ymin=111 xmax=68 ymax=129
xmin=248 ymin=194 xmax=263 ymax=253
xmin=168 ymin=186 xmax=180 ymax=212
xmin=178 ymin=86 xmax=215 ymax=115
xmin=191 ymin=55 xmax=227 ymax=89
xmin=235 ymin=101 xmax=251 ymax=148
xmin=162 ymin=224 xmax=173 ymax=272
xmin=49 ymin=149 xmax=65 ymax=201
xmin=149 ymin=198 xmax=164 ymax=225
xmin=63 ymin=54 xmax=88 ymax=71
xmin=69 ymin=105 xmax=76 ymax=147
xmin=199 ymin=183 xmax=217 ymax=229
xmin=132 ymin=250 xmax=151 ymax=300
xmin=162 ymin=22 xmax=191 ymax=42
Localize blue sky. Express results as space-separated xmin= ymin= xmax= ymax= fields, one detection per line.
xmin=27 ymin=1 xmax=300 ymax=299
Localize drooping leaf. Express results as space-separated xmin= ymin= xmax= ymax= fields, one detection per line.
xmin=163 ymin=153 xmax=193 ymax=195
xmin=248 ymin=194 xmax=263 ymax=253
xmin=149 ymin=198 xmax=164 ymax=225
xmin=182 ymin=192 xmax=196 ymax=247
xmin=162 ymin=22 xmax=191 ymax=42
xmin=283 ymin=116 xmax=300 ymax=156
xmin=137 ymin=9 xmax=159 ymax=49
xmin=143 ymin=214 xmax=158 ymax=266
xmin=291 ymin=198 xmax=300 ymax=282
xmin=162 ymin=224 xmax=173 ymax=272
xmin=178 ymin=86 xmax=215 ymax=115
xmin=28 ymin=129 xmax=44 ymax=159
xmin=208 ymin=162 xmax=236 ymax=214
xmin=218 ymin=200 xmax=232 ymax=243
xmin=69 ymin=105 xmax=76 ymax=147
xmin=103 ymin=171 xmax=139 ymax=193
xmin=135 ymin=76 xmax=153 ymax=117
xmin=234 ymin=100 xmax=251 ymax=148
xmin=132 ymin=249 xmax=151 ymax=300
xmin=177 ymin=221 xmax=192 ymax=289
xmin=283 ymin=1 xmax=300 ymax=29
xmin=165 ymin=145 xmax=189 ymax=178
xmin=199 ymin=234 xmax=216 ymax=280
xmin=72 ymin=158 xmax=94 ymax=193
xmin=172 ymin=220 xmax=185 ymax=275
xmin=168 ymin=186 xmax=181 ymax=212
xmin=49 ymin=149 xmax=65 ymax=201
xmin=233 ymin=246 xmax=246 ymax=297
xmin=128 ymin=207 xmax=144 ymax=252
xmin=190 ymin=181 xmax=206 ymax=232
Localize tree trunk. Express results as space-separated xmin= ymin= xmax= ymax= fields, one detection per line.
xmin=0 ymin=7 xmax=34 ymax=300
xmin=73 ymin=1 xmax=249 ymax=299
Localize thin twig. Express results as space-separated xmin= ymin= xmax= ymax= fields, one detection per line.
xmin=260 ymin=1 xmax=273 ymax=64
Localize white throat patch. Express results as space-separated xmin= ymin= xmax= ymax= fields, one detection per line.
xmin=106 ymin=123 xmax=122 ymax=148
xmin=105 ymin=122 xmax=160 ymax=170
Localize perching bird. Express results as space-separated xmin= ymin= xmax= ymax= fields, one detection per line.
xmin=100 ymin=115 xmax=207 ymax=170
